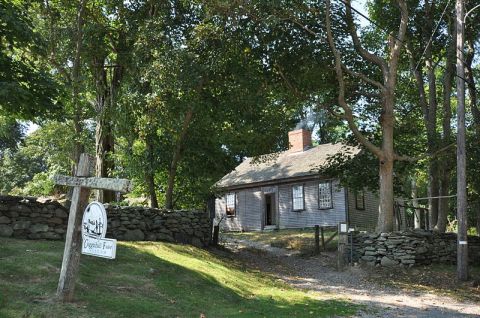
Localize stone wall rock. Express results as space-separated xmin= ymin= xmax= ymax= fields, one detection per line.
xmin=0 ymin=195 xmax=212 ymax=247
xmin=347 ymin=229 xmax=480 ymax=267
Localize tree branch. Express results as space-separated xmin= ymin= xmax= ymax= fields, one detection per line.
xmin=274 ymin=63 xmax=304 ymax=100
xmin=406 ymin=42 xmax=429 ymax=121
xmin=325 ymin=0 xmax=383 ymax=159
xmin=386 ymin=0 xmax=408 ymax=88
xmin=342 ymin=65 xmax=384 ymax=89
xmin=395 ymin=142 xmax=456 ymax=162
xmin=344 ymin=0 xmax=388 ymax=75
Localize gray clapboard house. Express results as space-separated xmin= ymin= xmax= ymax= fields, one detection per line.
xmin=214 ymin=129 xmax=380 ymax=231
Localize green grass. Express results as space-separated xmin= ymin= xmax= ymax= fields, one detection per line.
xmin=223 ymin=228 xmax=339 ymax=254
xmin=0 ymin=238 xmax=358 ymax=318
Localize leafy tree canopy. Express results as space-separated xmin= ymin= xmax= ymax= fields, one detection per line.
xmin=0 ymin=0 xmax=61 ymax=119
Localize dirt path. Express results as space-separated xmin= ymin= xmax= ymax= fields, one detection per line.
xmin=222 ymin=237 xmax=480 ymax=318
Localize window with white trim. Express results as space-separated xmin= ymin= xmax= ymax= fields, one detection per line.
xmin=355 ymin=191 xmax=365 ymax=210
xmin=225 ymin=193 xmax=236 ymax=217
xmin=292 ymin=185 xmax=304 ymax=211
xmin=318 ymin=181 xmax=333 ymax=209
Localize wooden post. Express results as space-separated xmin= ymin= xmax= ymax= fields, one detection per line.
xmin=321 ymin=227 xmax=325 ymax=250
xmin=455 ymin=0 xmax=468 ymax=281
xmin=337 ymin=232 xmax=348 ymax=270
xmin=314 ymin=225 xmax=320 ymax=254
xmin=57 ymin=154 xmax=92 ymax=302
xmin=55 ymin=153 xmax=132 ymax=302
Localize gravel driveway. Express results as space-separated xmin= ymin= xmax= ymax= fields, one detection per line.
xmin=222 ymin=237 xmax=480 ymax=318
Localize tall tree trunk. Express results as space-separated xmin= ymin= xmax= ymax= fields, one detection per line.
xmin=435 ymin=19 xmax=455 ymax=233
xmin=93 ymin=63 xmax=115 ymax=203
xmin=412 ymin=178 xmax=422 ymax=229
xmin=165 ymin=109 xmax=194 ymax=209
xmin=95 ymin=112 xmax=115 ymax=203
xmin=71 ymin=0 xmax=88 ymax=175
xmin=326 ymin=0 xmax=408 ymax=233
xmin=425 ymin=2 xmax=439 ymax=230
xmin=465 ymin=18 xmax=480 ymax=238
xmin=377 ymin=90 xmax=395 ymax=232
xmin=92 ymin=58 xmax=123 ymax=203
xmin=436 ymin=174 xmax=450 ymax=232
xmin=476 ymin=203 xmax=480 ymax=237
xmin=427 ymin=165 xmax=439 ymax=229
xmin=377 ymin=157 xmax=394 ymax=232
xmin=408 ymin=1 xmax=442 ymax=230
xmin=145 ymin=134 xmax=158 ymax=208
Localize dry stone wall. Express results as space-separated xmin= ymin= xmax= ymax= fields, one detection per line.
xmin=347 ymin=230 xmax=480 ymax=267
xmin=0 ymin=195 xmax=211 ymax=247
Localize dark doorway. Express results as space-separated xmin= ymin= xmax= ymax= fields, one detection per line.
xmin=265 ymin=193 xmax=276 ymax=226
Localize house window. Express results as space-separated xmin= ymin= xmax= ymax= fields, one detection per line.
xmin=318 ymin=181 xmax=333 ymax=209
xmin=292 ymin=185 xmax=304 ymax=211
xmin=355 ymin=191 xmax=365 ymax=210
xmin=225 ymin=193 xmax=236 ymax=217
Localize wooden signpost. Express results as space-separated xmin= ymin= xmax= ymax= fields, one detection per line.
xmin=53 ymin=153 xmax=132 ymax=302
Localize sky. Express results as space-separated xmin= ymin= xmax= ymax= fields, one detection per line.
xmin=351 ymin=0 xmax=370 ymax=28
xmin=26 ymin=122 xmax=39 ymax=135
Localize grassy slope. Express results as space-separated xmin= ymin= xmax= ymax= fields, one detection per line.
xmin=0 ymin=238 xmax=357 ymax=318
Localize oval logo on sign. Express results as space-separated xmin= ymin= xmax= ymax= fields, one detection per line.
xmin=82 ymin=201 xmax=107 ymax=238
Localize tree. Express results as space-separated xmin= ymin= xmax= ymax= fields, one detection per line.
xmin=39 ymin=0 xmax=91 ymax=174
xmin=0 ymin=0 xmax=60 ymax=119
xmin=326 ymin=0 xmax=409 ymax=232
xmin=399 ymin=0 xmax=456 ymax=232
xmin=0 ymin=116 xmax=25 ymax=155
xmin=0 ymin=121 xmax=93 ymax=196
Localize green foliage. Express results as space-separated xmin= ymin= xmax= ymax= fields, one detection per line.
xmin=0 ymin=0 xmax=61 ymax=119
xmin=14 ymin=171 xmax=55 ymax=197
xmin=0 ymin=148 xmax=44 ymax=194
xmin=0 ymin=116 xmax=25 ymax=153
xmin=0 ymin=121 xmax=93 ymax=196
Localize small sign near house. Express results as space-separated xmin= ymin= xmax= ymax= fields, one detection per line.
xmin=81 ymin=201 xmax=117 ymax=259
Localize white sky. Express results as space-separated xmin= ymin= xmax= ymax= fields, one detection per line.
xmin=26 ymin=122 xmax=39 ymax=135
xmin=351 ymin=0 xmax=370 ymax=28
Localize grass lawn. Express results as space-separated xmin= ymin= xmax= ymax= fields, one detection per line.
xmin=222 ymin=228 xmax=338 ymax=255
xmin=0 ymin=237 xmax=358 ymax=318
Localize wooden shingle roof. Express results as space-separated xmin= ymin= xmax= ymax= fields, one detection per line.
xmin=215 ymin=143 xmax=360 ymax=190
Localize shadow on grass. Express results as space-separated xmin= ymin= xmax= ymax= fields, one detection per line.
xmin=0 ymin=238 xmax=356 ymax=318
xmin=79 ymin=243 xmax=356 ymax=318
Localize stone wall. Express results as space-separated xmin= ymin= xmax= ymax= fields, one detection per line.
xmin=347 ymin=230 xmax=480 ymax=267
xmin=0 ymin=195 xmax=212 ymax=247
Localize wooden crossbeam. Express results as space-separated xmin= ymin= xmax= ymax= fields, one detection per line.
xmin=54 ymin=175 xmax=132 ymax=193
xmin=323 ymin=230 xmax=338 ymax=247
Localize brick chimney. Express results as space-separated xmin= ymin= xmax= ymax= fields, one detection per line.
xmin=288 ymin=129 xmax=312 ymax=152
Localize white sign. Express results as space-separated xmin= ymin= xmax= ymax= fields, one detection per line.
xmin=81 ymin=201 xmax=116 ymax=259
xmin=82 ymin=235 xmax=117 ymax=259
xmin=339 ymin=223 xmax=347 ymax=233
xmin=459 ymin=241 xmax=468 ymax=245
xmin=82 ymin=201 xmax=107 ymax=238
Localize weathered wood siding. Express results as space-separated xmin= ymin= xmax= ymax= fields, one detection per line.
xmin=215 ymin=188 xmax=263 ymax=231
xmin=277 ymin=180 xmax=347 ymax=229
xmin=347 ymin=189 xmax=379 ymax=231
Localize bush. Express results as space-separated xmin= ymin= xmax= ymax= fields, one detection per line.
xmin=17 ymin=172 xmax=55 ymax=197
